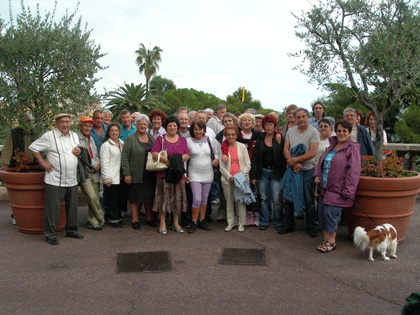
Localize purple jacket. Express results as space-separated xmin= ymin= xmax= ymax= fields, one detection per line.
xmin=314 ymin=137 xmax=361 ymax=207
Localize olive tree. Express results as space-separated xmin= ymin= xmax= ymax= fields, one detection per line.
xmin=0 ymin=1 xmax=106 ymax=135
xmin=290 ymin=0 xmax=420 ymax=160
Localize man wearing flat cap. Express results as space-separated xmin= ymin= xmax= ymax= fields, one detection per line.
xmin=29 ymin=113 xmax=84 ymax=245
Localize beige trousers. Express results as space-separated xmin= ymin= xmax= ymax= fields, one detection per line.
xmin=222 ymin=182 xmax=246 ymax=226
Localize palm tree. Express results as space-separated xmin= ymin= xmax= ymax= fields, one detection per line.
xmin=135 ymin=44 xmax=162 ymax=96
xmin=106 ymin=82 xmax=168 ymax=121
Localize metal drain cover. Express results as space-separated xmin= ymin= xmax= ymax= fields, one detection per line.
xmin=116 ymin=251 xmax=171 ymax=273
xmin=219 ymin=248 xmax=266 ymax=266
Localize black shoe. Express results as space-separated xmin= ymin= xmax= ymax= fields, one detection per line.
xmin=204 ymin=216 xmax=214 ymax=223
xmin=109 ymin=221 xmax=124 ymax=228
xmin=132 ymin=222 xmax=141 ymax=230
xmin=146 ymin=220 xmax=158 ymax=228
xmin=278 ymin=226 xmax=294 ymax=234
xmin=188 ymin=222 xmax=197 ymax=234
xmin=308 ymin=227 xmax=318 ymax=238
xmin=198 ymin=220 xmax=211 ymax=231
xmin=46 ymin=237 xmax=59 ymax=245
xmin=259 ymin=225 xmax=269 ymax=231
xmin=65 ymin=231 xmax=84 ymax=239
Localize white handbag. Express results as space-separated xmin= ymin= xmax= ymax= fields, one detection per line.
xmin=146 ymin=136 xmax=168 ymax=171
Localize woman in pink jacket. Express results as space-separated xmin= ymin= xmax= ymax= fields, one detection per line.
xmin=314 ymin=120 xmax=361 ymax=253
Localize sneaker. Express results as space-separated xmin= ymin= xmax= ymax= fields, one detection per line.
xmin=225 ymin=224 xmax=235 ymax=232
xmin=132 ymin=222 xmax=141 ymax=230
xmin=278 ymin=226 xmax=295 ymax=235
xmin=198 ymin=220 xmax=211 ymax=231
xmin=86 ymin=222 xmax=102 ymax=230
xmin=188 ymin=222 xmax=197 ymax=234
xmin=238 ymin=225 xmax=245 ymax=232
xmin=211 ymin=198 xmax=220 ymax=204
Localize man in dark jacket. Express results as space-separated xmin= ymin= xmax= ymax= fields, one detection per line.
xmin=343 ymin=108 xmax=375 ymax=156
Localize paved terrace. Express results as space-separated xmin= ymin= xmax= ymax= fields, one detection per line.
xmin=0 ymin=199 xmax=419 ymax=315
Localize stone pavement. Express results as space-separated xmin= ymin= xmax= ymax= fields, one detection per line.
xmin=0 ymin=200 xmax=419 ymax=315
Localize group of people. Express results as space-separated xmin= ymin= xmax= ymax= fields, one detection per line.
xmin=1 ymin=102 xmax=380 ymax=253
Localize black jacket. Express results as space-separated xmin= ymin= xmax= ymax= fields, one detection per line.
xmin=165 ymin=154 xmax=185 ymax=184
xmin=250 ymin=135 xmax=286 ymax=181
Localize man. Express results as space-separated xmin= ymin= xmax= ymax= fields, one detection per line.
xmin=77 ymin=116 xmax=104 ymax=230
xmin=90 ymin=110 xmax=107 ymax=150
xmin=207 ymin=104 xmax=226 ymax=135
xmin=308 ymin=102 xmax=325 ymax=130
xmin=131 ymin=112 xmax=140 ymax=124
xmin=196 ymin=110 xmax=216 ymax=138
xmin=29 ymin=113 xmax=83 ymax=245
xmin=120 ymin=109 xmax=136 ymax=141
xmin=215 ymin=112 xmax=236 ymax=143
xmin=176 ymin=107 xmax=188 ymax=116
xmin=245 ymin=108 xmax=257 ymax=115
xmin=188 ymin=111 xmax=196 ymax=126
xmin=280 ymin=108 xmax=320 ymax=237
xmin=178 ymin=113 xmax=190 ymax=138
xmin=254 ymin=114 xmax=264 ymax=132
xmin=204 ymin=108 xmax=213 ymax=122
xmin=344 ymin=107 xmax=375 ymax=156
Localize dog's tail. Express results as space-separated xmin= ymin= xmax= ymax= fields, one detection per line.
xmin=353 ymin=226 xmax=370 ymax=251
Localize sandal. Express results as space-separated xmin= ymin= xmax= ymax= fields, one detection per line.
xmin=316 ymin=241 xmax=327 ymax=251
xmin=318 ymin=241 xmax=336 ymax=253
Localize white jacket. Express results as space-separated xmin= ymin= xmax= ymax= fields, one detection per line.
xmin=100 ymin=138 xmax=124 ymax=185
xmin=219 ymin=142 xmax=251 ymax=186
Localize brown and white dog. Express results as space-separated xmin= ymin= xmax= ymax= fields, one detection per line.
xmin=353 ymin=223 xmax=398 ymax=262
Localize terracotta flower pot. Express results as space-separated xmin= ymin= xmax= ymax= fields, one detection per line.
xmin=345 ymin=173 xmax=420 ymax=243
xmin=0 ymin=169 xmax=66 ymax=234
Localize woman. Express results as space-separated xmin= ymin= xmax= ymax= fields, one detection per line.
xmin=237 ymin=113 xmax=262 ymax=157
xmin=251 ymin=115 xmax=286 ymax=231
xmin=122 ymin=114 xmax=157 ymax=230
xmin=148 ymin=109 xmax=167 ymax=140
xmin=279 ymin=104 xmax=298 ymax=137
xmin=314 ymin=117 xmax=336 ymax=167
xmin=103 ymin=110 xmax=113 ymax=125
xmin=314 ymin=120 xmax=361 ymax=253
xmin=151 ymin=116 xmax=189 ymax=235
xmin=219 ymin=125 xmax=251 ymax=232
xmin=100 ymin=122 xmax=124 ymax=228
xmin=365 ymin=112 xmax=387 ymax=145
xmin=186 ymin=120 xmax=220 ymax=233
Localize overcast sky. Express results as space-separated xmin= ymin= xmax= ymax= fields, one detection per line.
xmin=1 ymin=0 xmax=325 ymax=113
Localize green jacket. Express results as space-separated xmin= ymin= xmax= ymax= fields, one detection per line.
xmin=121 ymin=132 xmax=155 ymax=183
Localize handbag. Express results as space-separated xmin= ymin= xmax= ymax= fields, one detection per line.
xmin=207 ymin=138 xmax=221 ymax=182
xmin=146 ymin=136 xmax=168 ymax=171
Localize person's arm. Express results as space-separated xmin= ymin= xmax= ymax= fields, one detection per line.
xmin=287 ymin=142 xmax=319 ymax=166
xmin=341 ymin=144 xmax=362 ymax=200
xmin=32 ymin=151 xmax=54 ymax=172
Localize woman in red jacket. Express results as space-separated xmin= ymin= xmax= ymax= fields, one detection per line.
xmin=314 ymin=120 xmax=361 ymax=253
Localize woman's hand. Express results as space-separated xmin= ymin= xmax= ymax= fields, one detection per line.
xmin=124 ymin=175 xmax=132 ymax=185
xmin=212 ymin=158 xmax=219 ymax=167
xmin=105 ymin=182 xmax=111 ymax=188
xmin=314 ymin=176 xmax=320 ymax=184
xmin=251 ymin=179 xmax=257 ymax=185
xmin=229 ymin=176 xmax=234 ymax=184
xmin=185 ymin=176 xmax=190 ymax=184
xmin=160 ymin=156 xmax=170 ymax=166
xmin=275 ymin=133 xmax=282 ymax=144
xmin=221 ymin=155 xmax=229 ymax=163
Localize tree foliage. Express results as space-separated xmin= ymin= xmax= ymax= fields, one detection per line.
xmin=149 ymin=75 xmax=176 ymax=97
xmin=135 ymin=43 xmax=162 ymax=95
xmin=0 ymin=0 xmax=106 ymax=136
xmin=226 ymin=87 xmax=263 ymax=113
xmin=163 ymin=88 xmax=221 ymax=115
xmin=291 ymin=0 xmax=420 ymax=160
xmin=106 ymin=82 xmax=167 ymax=120
xmin=394 ymin=105 xmax=420 ymax=143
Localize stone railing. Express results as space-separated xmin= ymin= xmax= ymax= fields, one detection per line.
xmin=386 ymin=143 xmax=420 ymax=171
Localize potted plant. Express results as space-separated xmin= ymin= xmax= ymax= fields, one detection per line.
xmin=0 ymin=150 xmax=67 ymax=234
xmin=345 ymin=150 xmax=420 ymax=243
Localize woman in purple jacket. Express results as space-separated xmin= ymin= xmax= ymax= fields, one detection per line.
xmin=314 ymin=120 xmax=361 ymax=253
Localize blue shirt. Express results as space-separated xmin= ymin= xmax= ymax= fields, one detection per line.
xmin=322 ymin=149 xmax=338 ymax=188
xmin=90 ymin=123 xmax=107 ymax=152
xmin=308 ymin=117 xmax=320 ymax=130
xmin=120 ymin=123 xmax=136 ymax=141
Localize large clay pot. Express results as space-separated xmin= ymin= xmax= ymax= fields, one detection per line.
xmin=0 ymin=169 xmax=66 ymax=234
xmin=345 ymin=173 xmax=420 ymax=243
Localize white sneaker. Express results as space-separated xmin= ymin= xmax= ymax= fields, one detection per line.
xmin=211 ymin=198 xmax=220 ymax=204
xmin=238 ymin=225 xmax=245 ymax=232
xmin=225 ymin=224 xmax=235 ymax=232
xmin=12 ymin=218 xmax=16 ymax=225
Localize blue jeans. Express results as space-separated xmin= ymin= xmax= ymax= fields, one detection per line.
xmin=258 ymin=168 xmax=283 ymax=228
xmin=283 ymin=168 xmax=317 ymax=229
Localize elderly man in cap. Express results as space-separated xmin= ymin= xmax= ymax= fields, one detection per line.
xmin=77 ymin=116 xmax=104 ymax=230
xmin=29 ymin=113 xmax=83 ymax=245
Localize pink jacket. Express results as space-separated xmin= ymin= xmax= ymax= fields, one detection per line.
xmin=314 ymin=137 xmax=361 ymax=207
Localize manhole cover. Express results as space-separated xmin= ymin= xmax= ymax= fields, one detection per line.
xmin=116 ymin=251 xmax=171 ymax=273
xmin=219 ymin=248 xmax=266 ymax=266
